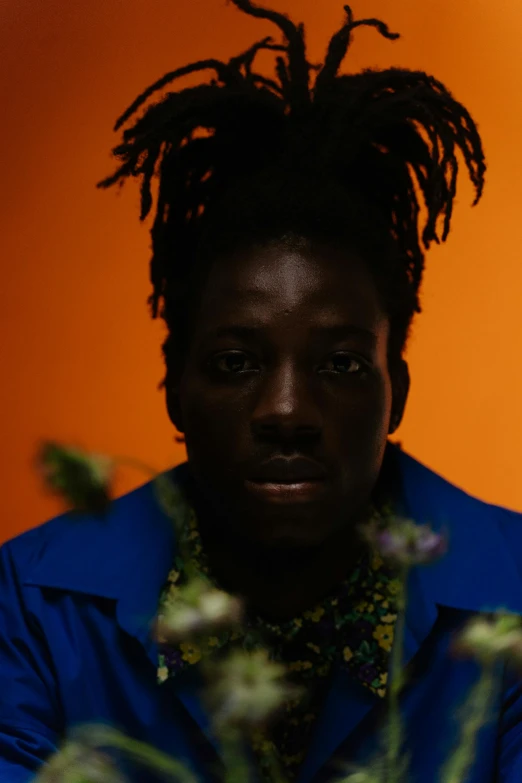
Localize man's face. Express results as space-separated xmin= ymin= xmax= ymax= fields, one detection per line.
xmin=167 ymin=239 xmax=408 ymax=548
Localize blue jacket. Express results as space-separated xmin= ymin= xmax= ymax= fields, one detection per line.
xmin=1 ymin=447 xmax=522 ymax=783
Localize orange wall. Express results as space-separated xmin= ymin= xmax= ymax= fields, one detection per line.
xmin=2 ymin=0 xmax=522 ymax=543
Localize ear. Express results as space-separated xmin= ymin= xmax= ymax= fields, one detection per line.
xmin=389 ymin=358 xmax=410 ymax=434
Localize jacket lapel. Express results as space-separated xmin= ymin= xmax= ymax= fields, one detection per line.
xmin=297 ymin=667 xmax=378 ymax=783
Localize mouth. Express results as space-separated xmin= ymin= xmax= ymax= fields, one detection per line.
xmin=244 ymin=478 xmax=327 ymax=502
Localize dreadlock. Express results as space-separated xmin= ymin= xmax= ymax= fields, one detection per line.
xmin=97 ymin=0 xmax=485 ymax=390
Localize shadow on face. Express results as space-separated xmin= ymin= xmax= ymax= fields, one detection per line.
xmin=167 ymin=236 xmax=408 ymax=549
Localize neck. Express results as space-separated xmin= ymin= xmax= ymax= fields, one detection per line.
xmin=206 ymin=523 xmax=366 ymax=621
xmin=181 ymin=475 xmax=367 ymax=621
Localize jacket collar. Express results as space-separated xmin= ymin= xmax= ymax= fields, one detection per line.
xmin=23 ymin=466 xmax=183 ymax=653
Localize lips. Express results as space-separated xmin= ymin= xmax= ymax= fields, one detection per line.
xmin=245 ymin=456 xmax=327 ymax=502
xmin=249 ymin=456 xmax=327 ymax=483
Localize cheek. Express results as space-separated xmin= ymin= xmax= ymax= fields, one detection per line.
xmin=178 ymin=377 xmax=247 ymax=460
xmin=328 ymin=377 xmax=393 ymax=461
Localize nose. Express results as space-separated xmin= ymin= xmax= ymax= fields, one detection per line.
xmin=251 ymin=361 xmax=322 ymax=442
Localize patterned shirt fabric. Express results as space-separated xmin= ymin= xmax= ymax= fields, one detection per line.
xmin=156 ymin=486 xmax=400 ymax=781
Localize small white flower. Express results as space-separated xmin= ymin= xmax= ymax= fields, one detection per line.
xmin=453 ymin=613 xmax=522 ymax=669
xmin=155 ymin=579 xmax=243 ymax=643
xmin=205 ymin=648 xmax=300 ymax=730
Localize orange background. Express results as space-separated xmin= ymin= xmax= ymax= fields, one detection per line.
xmin=1 ymin=0 xmax=521 ymax=544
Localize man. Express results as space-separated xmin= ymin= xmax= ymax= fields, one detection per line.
xmin=1 ymin=1 xmax=521 ymax=781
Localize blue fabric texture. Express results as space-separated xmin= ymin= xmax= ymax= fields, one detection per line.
xmin=1 ymin=444 xmax=522 ymax=782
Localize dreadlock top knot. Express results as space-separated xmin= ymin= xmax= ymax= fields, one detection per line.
xmin=97 ymin=0 xmax=486 ymax=388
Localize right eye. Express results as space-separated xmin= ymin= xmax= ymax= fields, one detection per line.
xmin=209 ymin=351 xmax=259 ymax=374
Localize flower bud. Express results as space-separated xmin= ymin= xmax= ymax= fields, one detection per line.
xmin=34 ymin=741 xmax=127 ymax=783
xmin=362 ymin=517 xmax=447 ymax=568
xmin=453 ymin=613 xmax=522 ymax=669
xmin=36 ymin=441 xmax=114 ymax=514
xmin=205 ymin=649 xmax=301 ymax=731
xmin=155 ymin=578 xmax=244 ymax=643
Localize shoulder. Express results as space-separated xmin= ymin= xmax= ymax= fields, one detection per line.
xmin=396 ymin=444 xmax=522 ymax=529
xmin=1 ymin=467 xmax=180 ymax=597
xmin=394 ymin=445 xmax=522 ymax=612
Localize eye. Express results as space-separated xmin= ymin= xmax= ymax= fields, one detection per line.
xmin=320 ymin=353 xmax=368 ymax=375
xmin=209 ymin=351 xmax=259 ymax=374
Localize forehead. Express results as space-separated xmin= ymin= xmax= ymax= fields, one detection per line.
xmin=196 ymin=242 xmax=385 ymax=327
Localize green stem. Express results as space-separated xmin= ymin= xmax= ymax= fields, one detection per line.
xmin=222 ymin=726 xmax=290 ymax=783
xmin=111 ymin=456 xmax=182 ymax=520
xmin=220 ymin=728 xmax=251 ymax=783
xmin=439 ymin=663 xmax=497 ymax=783
xmin=111 ymin=455 xmax=161 ymax=479
xmin=255 ymin=739 xmax=289 ymax=783
xmin=73 ymin=725 xmax=199 ymax=783
xmin=386 ymin=567 xmax=409 ymax=783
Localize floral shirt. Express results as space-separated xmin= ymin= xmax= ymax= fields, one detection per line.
xmin=156 ymin=485 xmax=400 ymax=781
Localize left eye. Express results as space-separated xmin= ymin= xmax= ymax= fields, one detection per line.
xmin=320 ymin=354 xmax=366 ymax=374
xmin=210 ymin=351 xmax=258 ymax=373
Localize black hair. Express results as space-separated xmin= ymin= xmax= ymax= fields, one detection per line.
xmin=97 ymin=0 xmax=485 ymax=388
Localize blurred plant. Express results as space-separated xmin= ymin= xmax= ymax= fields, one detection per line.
xmin=204 ymin=649 xmax=300 ymax=732
xmin=203 ymin=649 xmax=299 ymax=783
xmin=453 ymin=613 xmax=522 ymax=670
xmin=439 ymin=613 xmax=522 ymax=783
xmin=362 ymin=516 xmax=448 ymax=569
xmin=336 ymin=768 xmax=384 ymax=783
xmin=34 ymin=740 xmax=127 ymax=783
xmin=35 ymin=724 xmax=201 ymax=783
xmin=34 ymin=440 xmax=518 ymax=783
xmin=36 ymin=442 xmax=116 ymax=514
xmin=361 ymin=515 xmax=447 ymax=783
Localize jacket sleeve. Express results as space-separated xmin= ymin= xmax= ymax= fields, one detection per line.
xmin=0 ymin=542 xmax=61 ymax=781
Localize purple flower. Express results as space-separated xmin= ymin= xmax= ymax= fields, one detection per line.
xmin=358 ymin=662 xmax=379 ymax=684
xmin=362 ymin=518 xmax=448 ymax=568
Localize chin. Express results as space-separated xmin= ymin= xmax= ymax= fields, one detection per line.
xmin=249 ymin=518 xmax=332 ymax=550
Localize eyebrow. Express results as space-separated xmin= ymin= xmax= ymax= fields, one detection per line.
xmin=209 ymin=324 xmax=378 ymax=343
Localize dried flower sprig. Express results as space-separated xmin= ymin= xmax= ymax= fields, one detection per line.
xmin=358 ymin=515 xmax=447 ymax=783
xmin=36 ymin=442 xmax=116 ymax=514
xmin=453 ymin=613 xmax=522 ymax=670
xmin=204 ymin=648 xmax=300 ymax=732
xmin=439 ymin=613 xmax=522 ymax=783
xmin=156 ymin=577 xmax=244 ymax=643
xmin=33 ymin=740 xmax=127 ymax=783
xmin=43 ymin=725 xmax=201 ymax=783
